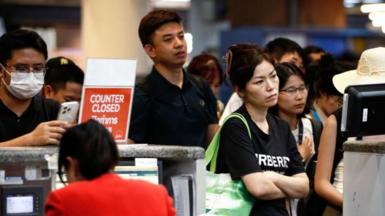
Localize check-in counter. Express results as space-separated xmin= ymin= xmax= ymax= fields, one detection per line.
xmin=343 ymin=140 xmax=385 ymax=216
xmin=0 ymin=145 xmax=205 ymax=216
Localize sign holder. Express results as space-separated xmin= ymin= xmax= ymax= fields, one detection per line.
xmin=78 ymin=58 xmax=136 ymax=143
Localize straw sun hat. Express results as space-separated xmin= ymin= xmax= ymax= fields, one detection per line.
xmin=333 ymin=47 xmax=385 ymax=93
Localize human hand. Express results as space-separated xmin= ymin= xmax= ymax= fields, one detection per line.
xmin=28 ymin=120 xmax=70 ymax=146
xmin=298 ymin=136 xmax=314 ymax=161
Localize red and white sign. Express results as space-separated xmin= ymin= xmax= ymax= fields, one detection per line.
xmin=79 ymin=58 xmax=136 ymax=143
xmin=80 ymin=87 xmax=133 ymax=142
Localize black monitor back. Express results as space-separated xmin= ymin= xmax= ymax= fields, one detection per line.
xmin=341 ymin=83 xmax=385 ymax=138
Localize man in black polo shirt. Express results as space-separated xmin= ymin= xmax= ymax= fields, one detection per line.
xmin=128 ymin=10 xmax=218 ymax=148
xmin=0 ymin=29 xmax=69 ymax=147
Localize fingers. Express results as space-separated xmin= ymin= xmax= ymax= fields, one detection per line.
xmin=32 ymin=121 xmax=71 ymax=146
xmin=46 ymin=120 xmax=71 ymax=128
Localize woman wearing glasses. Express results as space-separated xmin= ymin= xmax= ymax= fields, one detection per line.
xmin=270 ymin=63 xmax=324 ymax=216
xmin=271 ymin=63 xmax=316 ymax=164
xmin=215 ymin=44 xmax=308 ymax=216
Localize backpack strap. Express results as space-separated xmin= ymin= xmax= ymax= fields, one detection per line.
xmin=309 ymin=117 xmax=323 ymax=152
xmin=205 ymin=113 xmax=251 ymax=172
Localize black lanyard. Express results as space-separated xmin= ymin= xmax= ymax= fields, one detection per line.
xmin=298 ymin=119 xmax=303 ymax=144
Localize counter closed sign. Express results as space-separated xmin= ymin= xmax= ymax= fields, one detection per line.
xmin=81 ymin=87 xmax=132 ymax=142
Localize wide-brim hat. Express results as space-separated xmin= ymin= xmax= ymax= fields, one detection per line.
xmin=333 ymin=47 xmax=385 ymax=93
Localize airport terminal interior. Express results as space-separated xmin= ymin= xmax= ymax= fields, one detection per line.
xmin=0 ymin=0 xmax=385 ymax=215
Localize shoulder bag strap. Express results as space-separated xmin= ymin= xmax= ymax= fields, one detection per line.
xmin=205 ymin=113 xmax=252 ymax=172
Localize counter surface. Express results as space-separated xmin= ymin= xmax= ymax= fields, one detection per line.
xmin=343 ymin=140 xmax=385 ymax=154
xmin=0 ymin=144 xmax=205 ymax=163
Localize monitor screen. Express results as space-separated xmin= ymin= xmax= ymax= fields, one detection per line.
xmin=341 ymin=83 xmax=385 ymax=137
xmin=6 ymin=195 xmax=33 ymax=214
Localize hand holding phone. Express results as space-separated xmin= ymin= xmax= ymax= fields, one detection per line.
xmin=57 ymin=101 xmax=80 ymax=123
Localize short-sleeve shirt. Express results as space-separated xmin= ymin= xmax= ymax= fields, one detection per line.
xmin=216 ymin=106 xmax=305 ymax=216
xmin=0 ymin=94 xmax=60 ymax=142
xmin=128 ymin=67 xmax=218 ymax=148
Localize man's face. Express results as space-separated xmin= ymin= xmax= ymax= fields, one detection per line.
xmin=46 ymin=81 xmax=83 ymax=103
xmin=144 ymin=22 xmax=187 ymax=69
xmin=0 ymin=48 xmax=45 ymax=86
xmin=279 ymin=51 xmax=303 ymax=69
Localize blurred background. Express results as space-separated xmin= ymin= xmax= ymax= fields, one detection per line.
xmin=1 ymin=0 xmax=384 ymax=102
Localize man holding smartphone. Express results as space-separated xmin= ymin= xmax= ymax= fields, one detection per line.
xmin=0 ymin=29 xmax=69 ymax=147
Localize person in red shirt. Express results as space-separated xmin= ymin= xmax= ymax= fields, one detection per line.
xmin=45 ymin=119 xmax=176 ymax=216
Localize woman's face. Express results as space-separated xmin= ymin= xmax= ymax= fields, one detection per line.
xmin=318 ymin=93 xmax=343 ymax=116
xmin=278 ymin=75 xmax=308 ymax=116
xmin=241 ymin=60 xmax=279 ymax=109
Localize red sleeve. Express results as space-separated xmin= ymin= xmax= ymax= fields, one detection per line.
xmin=45 ymin=192 xmax=64 ymax=216
xmin=159 ymin=185 xmax=176 ymax=216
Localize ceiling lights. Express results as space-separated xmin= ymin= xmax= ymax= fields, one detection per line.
xmin=361 ymin=3 xmax=385 ymax=32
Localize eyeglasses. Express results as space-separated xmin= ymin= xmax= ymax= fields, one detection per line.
xmin=280 ymin=85 xmax=308 ymax=95
xmin=2 ymin=63 xmax=46 ymax=73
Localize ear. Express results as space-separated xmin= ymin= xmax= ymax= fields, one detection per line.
xmin=43 ymin=85 xmax=55 ymax=99
xmin=144 ymin=44 xmax=156 ymax=58
xmin=66 ymin=156 xmax=82 ymax=183
xmin=234 ymin=86 xmax=245 ymax=99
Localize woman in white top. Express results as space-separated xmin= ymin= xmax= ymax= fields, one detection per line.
xmin=270 ymin=63 xmax=315 ymax=163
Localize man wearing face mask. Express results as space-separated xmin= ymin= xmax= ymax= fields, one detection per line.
xmin=0 ymin=29 xmax=69 ymax=147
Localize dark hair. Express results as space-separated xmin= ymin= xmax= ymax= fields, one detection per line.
xmin=276 ymin=62 xmax=306 ymax=90
xmin=310 ymin=54 xmax=354 ymax=99
xmin=226 ymin=43 xmax=272 ymax=90
xmin=303 ymin=45 xmax=325 ymax=67
xmin=0 ymin=29 xmax=48 ymax=65
xmin=58 ymin=119 xmax=119 ymax=183
xmin=45 ymin=56 xmax=84 ymax=92
xmin=138 ymin=10 xmax=183 ymax=46
xmin=187 ymin=53 xmax=223 ymax=85
xmin=270 ymin=63 xmax=309 ymax=116
xmin=265 ymin=37 xmax=304 ymax=63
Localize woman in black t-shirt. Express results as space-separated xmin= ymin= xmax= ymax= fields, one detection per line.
xmin=216 ymin=44 xmax=309 ymax=216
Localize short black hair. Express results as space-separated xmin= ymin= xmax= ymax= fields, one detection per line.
xmin=310 ymin=54 xmax=354 ymax=98
xmin=303 ymin=45 xmax=325 ymax=67
xmin=58 ymin=119 xmax=119 ymax=183
xmin=265 ymin=37 xmax=304 ymax=62
xmin=0 ymin=29 xmax=48 ymax=65
xmin=45 ymin=56 xmax=84 ymax=92
xmin=138 ymin=10 xmax=183 ymax=46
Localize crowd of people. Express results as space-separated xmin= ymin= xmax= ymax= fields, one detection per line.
xmin=0 ymin=8 xmax=384 ymax=216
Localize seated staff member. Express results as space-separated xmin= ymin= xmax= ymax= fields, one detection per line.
xmin=43 ymin=56 xmax=84 ymax=103
xmin=216 ymin=44 xmax=308 ymax=216
xmin=45 ymin=119 xmax=176 ymax=216
xmin=0 ymin=29 xmax=69 ymax=147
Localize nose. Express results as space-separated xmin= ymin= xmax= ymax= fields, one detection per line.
xmin=175 ymin=37 xmax=184 ymax=48
xmin=266 ymin=79 xmax=275 ymax=91
xmin=295 ymin=90 xmax=304 ymax=100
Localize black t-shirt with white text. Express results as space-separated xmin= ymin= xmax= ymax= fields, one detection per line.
xmin=216 ymin=106 xmax=305 ymax=216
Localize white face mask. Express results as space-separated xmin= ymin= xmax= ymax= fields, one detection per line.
xmin=1 ymin=68 xmax=44 ymax=100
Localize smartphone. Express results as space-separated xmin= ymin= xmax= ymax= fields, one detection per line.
xmin=57 ymin=101 xmax=80 ymax=123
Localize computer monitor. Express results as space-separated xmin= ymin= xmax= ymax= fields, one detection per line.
xmin=341 ymin=83 xmax=385 ymax=138
xmin=0 ymin=186 xmax=43 ymax=216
